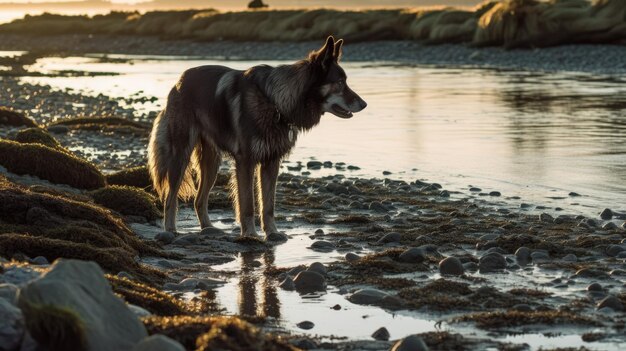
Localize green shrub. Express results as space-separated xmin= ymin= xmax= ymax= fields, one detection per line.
xmin=0 ymin=139 xmax=105 ymax=190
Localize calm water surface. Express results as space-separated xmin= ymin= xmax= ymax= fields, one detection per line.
xmin=21 ymin=55 xmax=626 ymax=216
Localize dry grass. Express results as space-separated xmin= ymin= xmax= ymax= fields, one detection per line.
xmin=2 ymin=1 xmax=624 ymax=47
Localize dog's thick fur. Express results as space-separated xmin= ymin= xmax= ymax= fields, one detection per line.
xmin=148 ymin=36 xmax=367 ymax=236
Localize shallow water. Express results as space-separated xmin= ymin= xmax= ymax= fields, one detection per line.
xmin=18 ymin=54 xmax=626 ymax=217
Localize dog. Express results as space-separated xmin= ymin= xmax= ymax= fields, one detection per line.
xmin=148 ymin=36 xmax=367 ymax=237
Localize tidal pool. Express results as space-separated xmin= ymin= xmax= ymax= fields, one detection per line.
xmin=19 ymin=53 xmax=626 ymax=217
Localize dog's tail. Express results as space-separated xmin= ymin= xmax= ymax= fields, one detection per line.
xmin=148 ymin=110 xmax=196 ymax=202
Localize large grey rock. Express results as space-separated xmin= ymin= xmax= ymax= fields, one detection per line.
xmin=391 ymin=335 xmax=429 ymax=351
xmin=479 ymin=252 xmax=506 ymax=273
xmin=0 ymin=298 xmax=24 ymax=351
xmin=18 ymin=259 xmax=147 ymax=351
xmin=293 ymin=271 xmax=326 ymax=292
xmin=348 ymin=289 xmax=388 ymax=305
xmin=0 ymin=283 xmax=19 ymax=304
xmin=438 ymin=257 xmax=464 ymax=276
xmin=132 ymin=335 xmax=185 ymax=351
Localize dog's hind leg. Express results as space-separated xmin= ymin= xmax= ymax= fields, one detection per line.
xmin=194 ymin=139 xmax=221 ymax=229
xmin=258 ymin=158 xmax=280 ymax=236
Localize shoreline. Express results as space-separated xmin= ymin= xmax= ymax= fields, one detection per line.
xmin=1 ymin=34 xmax=626 ymax=75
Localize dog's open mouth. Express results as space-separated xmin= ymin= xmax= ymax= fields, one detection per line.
xmin=331 ymin=104 xmax=353 ymax=118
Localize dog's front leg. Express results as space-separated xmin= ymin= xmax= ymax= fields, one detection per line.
xmin=259 ymin=158 xmax=280 ymax=236
xmin=234 ymin=156 xmax=258 ymax=237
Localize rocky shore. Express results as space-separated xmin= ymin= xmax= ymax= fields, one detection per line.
xmin=1 ymin=54 xmax=626 ymax=350
xmin=1 ymin=34 xmax=626 ymax=75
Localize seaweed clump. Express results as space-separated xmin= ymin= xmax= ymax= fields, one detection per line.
xmin=0 ymin=107 xmax=38 ymax=127
xmin=0 ymin=139 xmax=105 ymax=190
xmin=0 ymin=177 xmax=166 ymax=281
xmin=15 ymin=127 xmax=62 ymax=149
xmin=143 ymin=315 xmax=297 ymax=351
xmin=106 ymin=166 xmax=152 ymax=190
xmin=90 ymin=185 xmax=161 ymax=220
xmin=107 ymin=275 xmax=195 ymax=316
xmin=48 ymin=116 xmax=151 ymax=136
xmin=455 ymin=310 xmax=600 ymax=329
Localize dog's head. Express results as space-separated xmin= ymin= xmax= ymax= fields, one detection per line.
xmin=309 ymin=36 xmax=367 ymax=119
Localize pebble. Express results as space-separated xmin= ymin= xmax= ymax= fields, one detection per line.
xmin=600 ymin=208 xmax=613 ymax=220
xmin=539 ymin=213 xmax=553 ymax=222
xmin=587 ymin=283 xmax=602 ymax=292
xmin=369 ymin=201 xmax=388 ymax=212
xmin=530 ymin=251 xmax=550 ymax=262
xmin=438 ymin=257 xmax=464 ymax=276
xmin=371 ymin=327 xmax=390 ymax=341
xmin=515 ymin=247 xmax=531 ymax=262
xmin=602 ymin=222 xmax=618 ymax=230
xmin=31 ymin=256 xmax=49 ymax=265
xmin=307 ymin=262 xmax=327 ymax=275
xmin=597 ymin=296 xmax=623 ymax=311
xmin=489 ymin=191 xmax=501 ymax=197
xmin=377 ymin=232 xmax=402 ymax=244
xmin=561 ymin=253 xmax=577 ymax=262
xmin=348 ymin=288 xmax=389 ymax=305
xmin=155 ymin=231 xmax=175 ymax=244
xmin=310 ymin=240 xmax=335 ymax=251
xmin=47 ymin=125 xmax=70 ymax=134
xmin=391 ymin=335 xmax=429 ymax=351
xmin=279 ymin=276 xmax=295 ymax=291
xmin=512 ymin=304 xmax=533 ymax=312
xmin=606 ymin=245 xmax=626 ymax=257
xmin=332 ymin=304 xmax=341 ymax=310
xmin=314 ymin=228 xmax=324 ymax=235
xmin=463 ymin=262 xmax=478 ymax=272
xmin=398 ymin=248 xmax=426 ymax=263
xmin=296 ymin=321 xmax=315 ymax=330
xmin=199 ymin=227 xmax=225 ymax=235
xmin=172 ymin=234 xmax=200 ymax=245
xmin=479 ymin=252 xmax=506 ymax=273
xmin=345 ymin=252 xmax=361 ymax=262
xmin=293 ymin=271 xmax=326 ymax=292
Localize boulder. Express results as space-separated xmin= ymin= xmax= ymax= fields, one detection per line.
xmin=132 ymin=335 xmax=185 ymax=351
xmin=0 ymin=298 xmax=24 ymax=351
xmin=18 ymin=259 xmax=147 ymax=351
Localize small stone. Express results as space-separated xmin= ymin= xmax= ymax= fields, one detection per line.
xmin=539 ymin=213 xmax=553 ymax=222
xmin=348 ymin=288 xmax=389 ymax=305
xmin=378 ymin=232 xmax=401 ymax=244
xmin=606 ymin=245 xmax=626 ymax=257
xmin=530 ymin=251 xmax=550 ymax=262
xmin=314 ymin=229 xmax=324 ymax=235
xmin=307 ymin=262 xmax=327 ymax=275
xmin=31 ymin=256 xmax=49 ymax=265
xmin=267 ymin=232 xmax=289 ymax=241
xmin=561 ymin=254 xmax=577 ymax=262
xmin=512 ymin=304 xmax=532 ymax=312
xmin=569 ymin=192 xmax=581 ymax=197
xmin=296 ymin=321 xmax=315 ymax=330
xmin=310 ymin=240 xmax=334 ymax=251
xmin=587 ymin=283 xmax=602 ymax=292
xmin=600 ymin=208 xmax=613 ymax=220
xmin=199 ymin=227 xmax=225 ymax=236
xmin=463 ymin=262 xmax=478 ymax=272
xmin=479 ymin=252 xmax=506 ymax=273
xmin=371 ymin=327 xmax=390 ymax=341
xmin=398 ymin=248 xmax=426 ymax=263
xmin=597 ymin=296 xmax=623 ymax=311
xmin=279 ymin=276 xmax=295 ymax=291
xmin=332 ymin=304 xmax=341 ymax=310
xmin=155 ymin=231 xmax=175 ymax=244
xmin=602 ymin=222 xmax=618 ymax=230
xmin=489 ymin=191 xmax=501 ymax=197
xmin=515 ymin=247 xmax=531 ymax=262
xmin=391 ymin=335 xmax=429 ymax=351
xmin=438 ymin=257 xmax=464 ymax=276
xmin=345 ymin=252 xmax=360 ymax=262
xmin=369 ymin=201 xmax=388 ymax=212
xmin=293 ymin=271 xmax=326 ymax=292
xmin=172 ymin=233 xmax=201 ymax=245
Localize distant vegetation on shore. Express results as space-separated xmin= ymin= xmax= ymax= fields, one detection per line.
xmin=0 ymin=0 xmax=624 ymax=48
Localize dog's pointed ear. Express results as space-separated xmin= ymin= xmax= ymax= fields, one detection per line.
xmin=333 ymin=39 xmax=343 ymax=61
xmin=312 ymin=35 xmax=335 ymax=70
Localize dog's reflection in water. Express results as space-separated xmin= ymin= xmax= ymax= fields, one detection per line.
xmin=237 ymin=251 xmax=280 ymax=319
